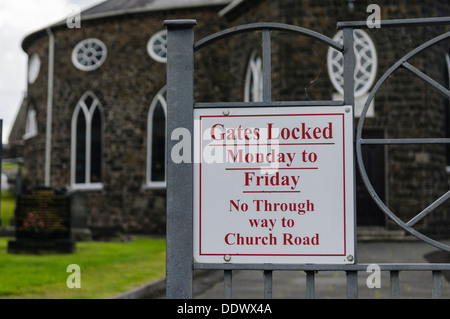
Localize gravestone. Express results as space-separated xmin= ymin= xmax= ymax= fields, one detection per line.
xmin=8 ymin=187 xmax=76 ymax=254
xmin=70 ymin=191 xmax=92 ymax=241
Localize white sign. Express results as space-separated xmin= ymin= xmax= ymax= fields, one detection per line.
xmin=193 ymin=106 xmax=355 ymax=264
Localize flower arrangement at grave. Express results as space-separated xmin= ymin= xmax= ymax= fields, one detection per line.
xmin=23 ymin=212 xmax=45 ymax=233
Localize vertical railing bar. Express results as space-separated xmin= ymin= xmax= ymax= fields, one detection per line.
xmin=264 ymin=270 xmax=273 ymax=299
xmin=390 ymin=270 xmax=400 ymax=299
xmin=305 ymin=271 xmax=315 ymax=299
xmin=346 ymin=271 xmax=358 ymax=299
xmin=262 ymin=28 xmax=272 ymax=102
xmin=432 ymin=271 xmax=442 ymax=299
xmin=224 ymin=270 xmax=233 ymax=299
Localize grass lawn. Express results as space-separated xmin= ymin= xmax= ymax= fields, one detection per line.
xmin=0 ymin=237 xmax=166 ymax=299
xmin=1 ymin=190 xmax=15 ymax=227
xmin=1 ymin=161 xmax=18 ymax=227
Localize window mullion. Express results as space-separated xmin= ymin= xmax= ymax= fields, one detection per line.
xmin=85 ymin=111 xmax=92 ymax=185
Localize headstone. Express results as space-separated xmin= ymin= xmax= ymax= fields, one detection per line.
xmin=8 ymin=187 xmax=76 ymax=254
xmin=70 ymin=191 xmax=92 ymax=241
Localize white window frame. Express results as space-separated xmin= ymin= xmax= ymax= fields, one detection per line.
xmin=146 ymin=86 xmax=167 ymax=189
xmin=72 ymin=38 xmax=107 ymax=71
xmin=327 ymin=29 xmax=378 ymax=98
xmin=23 ymin=106 xmax=38 ymax=140
xmin=244 ymin=51 xmax=263 ymax=102
xmin=70 ymin=91 xmax=103 ymax=190
xmin=147 ymin=30 xmax=168 ymax=63
xmin=28 ymin=53 xmax=41 ymax=84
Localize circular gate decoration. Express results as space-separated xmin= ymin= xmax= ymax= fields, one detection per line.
xmin=327 ymin=29 xmax=378 ymax=98
xmin=356 ymin=31 xmax=450 ymax=252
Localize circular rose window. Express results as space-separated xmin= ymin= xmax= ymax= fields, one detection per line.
xmin=327 ymin=30 xmax=378 ymax=98
xmin=147 ymin=30 xmax=168 ymax=63
xmin=72 ymin=38 xmax=107 ymax=71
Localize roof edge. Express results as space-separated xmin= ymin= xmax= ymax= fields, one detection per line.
xmin=218 ymin=0 xmax=245 ymax=16
xmin=21 ymin=0 xmax=232 ymax=52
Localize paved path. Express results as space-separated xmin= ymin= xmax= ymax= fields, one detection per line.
xmin=193 ymin=240 xmax=450 ymax=299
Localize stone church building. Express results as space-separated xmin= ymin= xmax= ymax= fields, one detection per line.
xmin=11 ymin=0 xmax=450 ymax=238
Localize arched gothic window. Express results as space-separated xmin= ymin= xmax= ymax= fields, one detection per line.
xmin=23 ymin=106 xmax=38 ymax=140
xmin=71 ymin=92 xmax=103 ymax=189
xmin=244 ymin=51 xmax=263 ymax=102
xmin=147 ymin=86 xmax=167 ymax=188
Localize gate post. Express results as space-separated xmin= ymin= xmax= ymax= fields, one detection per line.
xmin=342 ymin=26 xmax=358 ymax=299
xmin=342 ymin=27 xmax=355 ymax=107
xmin=164 ymin=19 xmax=197 ymax=299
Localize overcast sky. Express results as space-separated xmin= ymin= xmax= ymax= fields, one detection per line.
xmin=0 ymin=0 xmax=105 ymax=143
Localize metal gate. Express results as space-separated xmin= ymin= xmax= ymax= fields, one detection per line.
xmin=164 ymin=17 xmax=450 ymax=299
